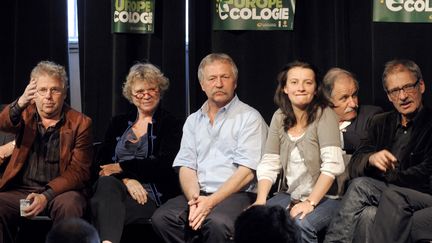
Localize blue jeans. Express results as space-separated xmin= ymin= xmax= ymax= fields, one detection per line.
xmin=267 ymin=192 xmax=341 ymax=243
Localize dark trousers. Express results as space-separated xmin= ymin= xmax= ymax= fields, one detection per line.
xmin=90 ymin=176 xmax=157 ymax=243
xmin=352 ymin=206 xmax=376 ymax=243
xmin=151 ymin=192 xmax=255 ymax=243
xmin=0 ymin=186 xmax=86 ymax=243
xmin=370 ymin=186 xmax=432 ymax=243
xmin=324 ymin=177 xmax=392 ymax=243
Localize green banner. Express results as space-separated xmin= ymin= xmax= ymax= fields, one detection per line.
xmin=112 ymin=0 xmax=154 ymax=34
xmin=373 ymin=0 xmax=432 ymax=23
xmin=213 ymin=0 xmax=296 ymax=30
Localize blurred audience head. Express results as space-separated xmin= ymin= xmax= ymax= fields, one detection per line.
xmin=45 ymin=218 xmax=100 ymax=243
xmin=235 ymin=205 xmax=300 ymax=243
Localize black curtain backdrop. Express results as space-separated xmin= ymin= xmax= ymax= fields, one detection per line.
xmin=0 ymin=0 xmax=69 ymax=105
xmin=78 ymin=0 xmax=186 ymax=141
xmin=2 ymin=1 xmax=431 ymax=139
xmin=189 ymin=0 xmax=432 ymax=123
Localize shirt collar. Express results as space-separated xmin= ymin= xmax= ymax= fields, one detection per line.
xmin=339 ymin=121 xmax=351 ymax=132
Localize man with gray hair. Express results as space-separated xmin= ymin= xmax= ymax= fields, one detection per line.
xmin=151 ymin=53 xmax=268 ymax=243
xmin=322 ymin=68 xmax=382 ymax=243
xmin=322 ymin=68 xmax=382 ymax=155
xmin=0 ymin=61 xmax=93 ymax=243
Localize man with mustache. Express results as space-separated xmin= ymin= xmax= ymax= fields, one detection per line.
xmin=0 ymin=61 xmax=93 ymax=243
xmin=151 ymin=53 xmax=268 ymax=243
xmin=322 ymin=68 xmax=382 ymax=155
xmin=324 ymin=59 xmax=432 ymax=243
xmin=322 ymin=68 xmax=382 ymax=243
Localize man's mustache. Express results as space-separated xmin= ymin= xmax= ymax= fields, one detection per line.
xmin=212 ymin=90 xmax=227 ymax=95
xmin=344 ymin=105 xmax=358 ymax=114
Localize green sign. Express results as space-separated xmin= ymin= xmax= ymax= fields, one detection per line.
xmin=112 ymin=0 xmax=154 ymax=34
xmin=373 ymin=0 xmax=432 ymax=23
xmin=213 ymin=0 xmax=296 ymax=30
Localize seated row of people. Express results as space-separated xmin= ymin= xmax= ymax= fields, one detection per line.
xmin=0 ymin=54 xmax=430 ymax=243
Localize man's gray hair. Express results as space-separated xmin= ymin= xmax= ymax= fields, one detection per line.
xmin=30 ymin=61 xmax=68 ymax=88
xmin=322 ymin=67 xmax=358 ymax=106
xmin=197 ymin=53 xmax=238 ymax=83
xmin=382 ymin=59 xmax=423 ymax=90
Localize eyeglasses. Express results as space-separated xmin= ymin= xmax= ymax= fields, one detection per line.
xmin=37 ymin=87 xmax=63 ymax=96
xmin=132 ymin=88 xmax=159 ymax=99
xmin=386 ymin=79 xmax=420 ymax=99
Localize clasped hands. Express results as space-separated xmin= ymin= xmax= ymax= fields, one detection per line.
xmin=188 ymin=194 xmax=215 ymax=230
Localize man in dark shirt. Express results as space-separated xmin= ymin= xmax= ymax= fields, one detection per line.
xmin=324 ymin=59 xmax=432 ymax=243
xmin=0 ymin=61 xmax=93 ymax=243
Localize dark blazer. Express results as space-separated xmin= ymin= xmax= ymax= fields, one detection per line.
xmin=343 ymin=105 xmax=383 ymax=154
xmin=96 ymin=106 xmax=183 ymax=201
xmin=0 ymin=102 xmax=93 ymax=195
xmin=350 ymin=107 xmax=432 ymax=194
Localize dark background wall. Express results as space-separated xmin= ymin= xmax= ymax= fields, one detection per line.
xmin=189 ymin=0 xmax=432 ymax=122
xmin=0 ymin=0 xmax=69 ymax=105
xmin=1 ymin=0 xmax=432 ymax=141
xmin=77 ymin=0 xmax=186 ymax=140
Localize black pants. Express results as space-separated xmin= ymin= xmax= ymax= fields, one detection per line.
xmin=90 ymin=176 xmax=157 ymax=243
xmin=370 ymin=186 xmax=432 ymax=243
xmin=151 ymin=192 xmax=255 ymax=243
xmin=324 ymin=177 xmax=391 ymax=243
xmin=351 ymin=206 xmax=376 ymax=243
xmin=0 ymin=186 xmax=86 ymax=243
